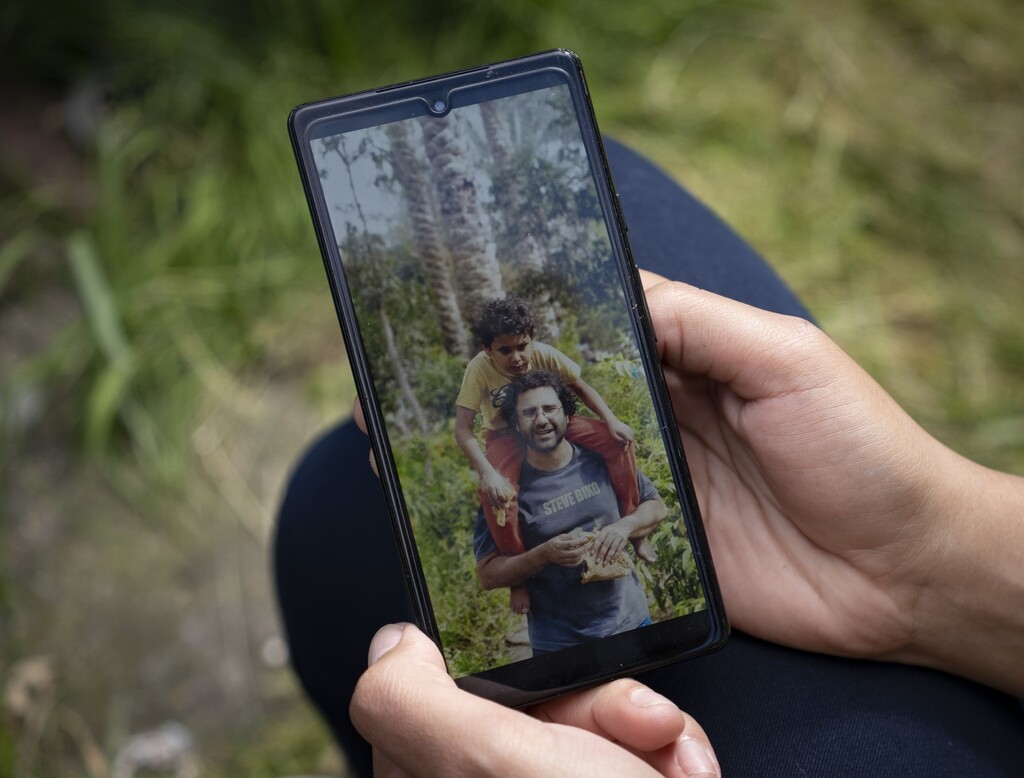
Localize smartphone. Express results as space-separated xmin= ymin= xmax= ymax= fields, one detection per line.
xmin=288 ymin=49 xmax=728 ymax=706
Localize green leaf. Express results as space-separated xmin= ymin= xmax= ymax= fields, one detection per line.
xmin=85 ymin=358 xmax=136 ymax=454
xmin=66 ymin=232 xmax=132 ymax=364
xmin=67 ymin=232 xmax=137 ymax=452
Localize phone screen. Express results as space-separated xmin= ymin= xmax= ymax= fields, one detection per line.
xmin=294 ymin=55 xmax=724 ymax=701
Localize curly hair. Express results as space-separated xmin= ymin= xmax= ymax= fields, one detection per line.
xmin=471 ymin=296 xmax=535 ymax=347
xmin=500 ymin=369 xmax=577 ymax=429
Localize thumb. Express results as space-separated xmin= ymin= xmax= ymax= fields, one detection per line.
xmin=352 ymin=625 xmax=672 ymax=777
xmin=368 ymin=622 xmax=412 ymax=666
xmin=643 ymin=279 xmax=831 ymax=400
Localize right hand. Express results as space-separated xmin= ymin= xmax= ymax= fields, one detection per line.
xmin=480 ymin=469 xmax=515 ymax=508
xmin=353 ymin=623 xmax=720 ymax=778
xmin=542 ymin=532 xmax=590 ymax=567
xmin=640 ymin=272 xmax=998 ymax=672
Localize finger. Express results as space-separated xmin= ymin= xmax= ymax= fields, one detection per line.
xmin=596 ymin=530 xmax=621 ymax=560
xmin=371 ymin=750 xmax=410 ymax=778
xmin=353 ymin=397 xmax=367 ymax=434
xmin=638 ymin=268 xmax=669 ymax=290
xmin=602 ymin=539 xmax=625 ymax=564
xmin=532 ymin=679 xmax=720 ymax=777
xmin=352 ymin=626 xmax=664 ymax=777
xmin=532 ymin=679 xmax=683 ymax=750
xmin=643 ymin=280 xmax=832 ymax=400
xmin=351 ymin=398 xmax=380 ymax=475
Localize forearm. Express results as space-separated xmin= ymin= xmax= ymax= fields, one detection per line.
xmin=571 ymin=379 xmax=619 ymax=424
xmin=618 ymin=498 xmax=667 ymax=539
xmin=456 ymin=432 xmax=497 ymax=478
xmin=454 ymin=408 xmax=498 ymax=478
xmin=898 ymin=450 xmax=1024 ymax=696
xmin=477 ymin=547 xmax=550 ymax=589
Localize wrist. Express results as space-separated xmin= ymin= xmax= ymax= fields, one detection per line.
xmin=894 ymin=450 xmax=1024 ymax=695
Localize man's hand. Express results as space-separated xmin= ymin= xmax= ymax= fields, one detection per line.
xmin=351 ymin=623 xmax=720 ymax=778
xmin=593 ymin=523 xmax=630 ymax=564
xmin=541 ymin=532 xmax=590 ymax=567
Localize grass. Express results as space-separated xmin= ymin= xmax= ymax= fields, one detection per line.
xmin=1 ymin=0 xmax=1020 ymax=774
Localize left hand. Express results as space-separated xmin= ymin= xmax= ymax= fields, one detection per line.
xmin=607 ymin=417 xmax=636 ymax=447
xmin=593 ymin=523 xmax=630 ymax=564
xmin=351 ymin=623 xmax=720 ymax=778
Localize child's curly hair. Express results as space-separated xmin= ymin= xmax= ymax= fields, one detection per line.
xmin=471 ymin=296 xmax=535 ymax=347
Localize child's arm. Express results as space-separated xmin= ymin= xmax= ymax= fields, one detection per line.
xmin=455 ymin=406 xmax=513 ymax=507
xmin=569 ymin=378 xmax=634 ymax=445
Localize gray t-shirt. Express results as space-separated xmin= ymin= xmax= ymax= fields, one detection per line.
xmin=474 ymin=445 xmax=655 ymax=652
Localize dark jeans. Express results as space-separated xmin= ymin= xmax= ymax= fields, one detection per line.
xmin=274 ymin=139 xmax=1024 ymax=776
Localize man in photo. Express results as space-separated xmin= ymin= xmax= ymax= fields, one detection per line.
xmin=473 ymin=370 xmax=668 ymax=654
xmin=455 ymin=296 xmax=656 ymax=617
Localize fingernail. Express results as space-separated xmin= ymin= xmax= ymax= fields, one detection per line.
xmin=629 ymin=687 xmax=675 ymax=709
xmin=367 ymin=623 xmax=405 ymax=666
xmin=677 ymin=737 xmax=719 ymax=778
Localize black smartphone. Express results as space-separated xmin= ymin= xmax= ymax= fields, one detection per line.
xmin=288 ymin=49 xmax=727 ymax=706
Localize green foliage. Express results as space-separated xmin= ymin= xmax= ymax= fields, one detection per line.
xmin=393 ymin=426 xmax=523 ymax=675
xmin=583 ymin=357 xmax=703 ymax=617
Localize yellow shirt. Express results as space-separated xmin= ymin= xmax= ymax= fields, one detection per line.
xmin=455 ymin=341 xmax=581 ymax=431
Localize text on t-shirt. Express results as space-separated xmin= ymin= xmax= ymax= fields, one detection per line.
xmin=542 ymin=481 xmax=602 ymax=515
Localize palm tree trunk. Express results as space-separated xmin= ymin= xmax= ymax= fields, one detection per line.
xmin=386 ymin=122 xmax=470 ymax=359
xmin=420 ymin=115 xmax=504 ymax=324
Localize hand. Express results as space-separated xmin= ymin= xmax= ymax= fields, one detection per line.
xmin=607 ymin=417 xmax=636 ymax=447
xmin=351 ymin=623 xmax=721 ymax=778
xmin=541 ymin=532 xmax=589 ymax=567
xmin=640 ymin=272 xmax=960 ymax=663
xmin=353 ymin=398 xmax=377 ymax=475
xmin=593 ymin=523 xmax=630 ymax=564
xmin=480 ymin=469 xmax=515 ymax=508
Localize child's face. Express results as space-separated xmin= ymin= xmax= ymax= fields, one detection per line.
xmin=485 ymin=333 xmax=534 ymax=376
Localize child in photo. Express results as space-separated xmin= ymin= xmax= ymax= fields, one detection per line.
xmin=454 ymin=296 xmax=657 ymax=614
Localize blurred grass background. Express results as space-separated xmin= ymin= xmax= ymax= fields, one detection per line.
xmin=1 ymin=0 xmax=1020 ymax=775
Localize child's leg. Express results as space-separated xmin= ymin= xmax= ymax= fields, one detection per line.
xmin=480 ymin=431 xmax=526 ymax=556
xmin=632 ymin=536 xmax=658 ymax=563
xmin=508 ymin=585 xmax=531 ymax=614
xmin=481 ymin=432 xmax=531 ymax=613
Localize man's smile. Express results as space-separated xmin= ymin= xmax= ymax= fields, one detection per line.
xmin=531 ymin=421 xmax=556 ymax=446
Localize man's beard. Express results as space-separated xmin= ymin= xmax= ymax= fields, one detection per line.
xmin=523 ymin=418 xmax=567 ymax=453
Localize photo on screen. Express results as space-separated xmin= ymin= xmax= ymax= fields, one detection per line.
xmin=311 ymin=81 xmax=706 ymax=677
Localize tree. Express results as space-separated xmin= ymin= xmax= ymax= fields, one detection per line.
xmin=321 ymin=133 xmax=428 ymax=435
xmin=386 ymin=122 xmax=471 ymax=360
xmin=419 ymin=115 xmax=504 ymax=326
